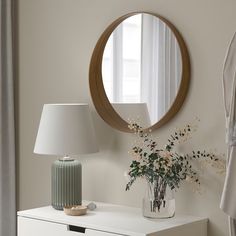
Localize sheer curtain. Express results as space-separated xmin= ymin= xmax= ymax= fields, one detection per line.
xmin=103 ymin=14 xmax=181 ymax=124
xmin=0 ymin=0 xmax=16 ymax=236
xmin=141 ymin=14 xmax=181 ymax=123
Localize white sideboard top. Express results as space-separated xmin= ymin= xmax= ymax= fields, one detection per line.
xmin=18 ymin=201 xmax=208 ymax=236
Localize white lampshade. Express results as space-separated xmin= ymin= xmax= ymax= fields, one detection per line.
xmin=112 ymin=103 xmax=151 ymax=128
xmin=34 ymin=104 xmax=98 ymax=156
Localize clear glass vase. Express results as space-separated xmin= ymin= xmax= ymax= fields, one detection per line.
xmin=142 ymin=179 xmax=175 ymax=219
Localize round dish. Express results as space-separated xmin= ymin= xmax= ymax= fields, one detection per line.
xmin=63 ymin=205 xmax=87 ymax=216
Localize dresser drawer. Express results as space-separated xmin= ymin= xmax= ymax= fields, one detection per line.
xmin=86 ymin=229 xmax=122 ymax=236
xmin=18 ymin=217 xmax=87 ymax=236
xmin=18 ymin=217 xmax=123 ymax=236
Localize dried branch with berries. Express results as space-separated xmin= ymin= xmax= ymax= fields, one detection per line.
xmin=126 ymin=122 xmax=225 ymax=209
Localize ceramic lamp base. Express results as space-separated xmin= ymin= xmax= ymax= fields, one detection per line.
xmin=51 ymin=159 xmax=81 ymax=210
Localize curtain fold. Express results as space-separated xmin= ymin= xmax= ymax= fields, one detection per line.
xmin=140 ymin=14 xmax=159 ymax=124
xmin=0 ymin=0 xmax=16 ymax=236
xmin=221 ymin=31 xmax=236 ymax=236
xmin=141 ymin=14 xmax=181 ymax=123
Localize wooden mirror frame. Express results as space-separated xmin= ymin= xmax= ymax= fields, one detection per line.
xmin=89 ymin=12 xmax=190 ymax=133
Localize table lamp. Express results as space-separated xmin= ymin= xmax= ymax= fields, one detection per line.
xmin=34 ymin=104 xmax=98 ymax=210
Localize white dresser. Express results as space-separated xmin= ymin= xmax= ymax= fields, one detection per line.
xmin=17 ymin=202 xmax=208 ymax=236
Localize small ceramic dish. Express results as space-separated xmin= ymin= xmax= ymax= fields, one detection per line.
xmin=63 ymin=205 xmax=87 ymax=216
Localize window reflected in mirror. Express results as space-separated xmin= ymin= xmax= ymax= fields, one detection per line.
xmin=102 ymin=13 xmax=182 ymax=126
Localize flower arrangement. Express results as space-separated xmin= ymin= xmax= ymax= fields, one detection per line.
xmin=125 ymin=121 xmax=225 ymax=214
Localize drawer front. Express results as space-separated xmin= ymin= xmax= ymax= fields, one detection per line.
xmin=86 ymin=229 xmax=122 ymax=236
xmin=18 ymin=217 xmax=85 ymax=236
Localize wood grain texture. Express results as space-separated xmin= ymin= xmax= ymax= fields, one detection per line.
xmin=89 ymin=11 xmax=191 ymax=133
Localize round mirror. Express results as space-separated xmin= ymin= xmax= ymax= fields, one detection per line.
xmin=89 ymin=12 xmax=190 ymax=132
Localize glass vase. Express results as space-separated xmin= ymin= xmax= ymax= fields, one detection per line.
xmin=142 ymin=179 xmax=175 ymax=219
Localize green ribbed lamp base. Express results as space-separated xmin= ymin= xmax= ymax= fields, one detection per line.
xmin=51 ymin=159 xmax=81 ymax=210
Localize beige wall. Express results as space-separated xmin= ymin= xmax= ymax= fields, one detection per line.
xmin=18 ymin=0 xmax=235 ymax=235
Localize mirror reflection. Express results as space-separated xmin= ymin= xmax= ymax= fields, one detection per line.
xmin=102 ymin=13 xmax=182 ymax=127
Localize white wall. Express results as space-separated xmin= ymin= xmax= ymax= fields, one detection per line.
xmin=18 ymin=0 xmax=235 ymax=235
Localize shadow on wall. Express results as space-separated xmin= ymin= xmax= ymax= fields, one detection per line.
xmin=91 ymin=110 xmax=116 ymax=151
xmin=91 ymin=110 xmax=134 ymax=153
